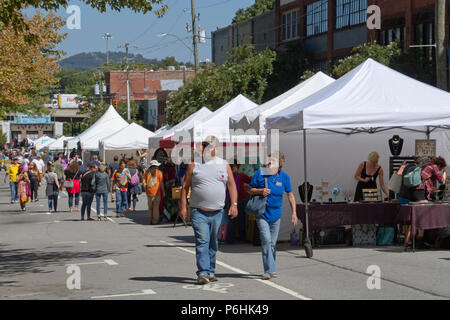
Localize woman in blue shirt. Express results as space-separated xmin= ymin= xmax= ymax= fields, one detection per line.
xmin=249 ymin=151 xmax=298 ymax=280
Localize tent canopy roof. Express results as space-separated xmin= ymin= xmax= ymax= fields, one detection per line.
xmin=230 ymin=72 xmax=335 ymax=131
xmin=267 ymin=59 xmax=450 ymax=132
xmin=155 ymin=106 xmax=213 ymax=139
xmin=77 ymin=105 xmax=129 ymax=150
xmin=47 ymin=136 xmax=73 ymax=150
xmin=195 ymin=94 xmax=258 ymax=141
xmin=101 ymin=122 xmax=155 ymax=150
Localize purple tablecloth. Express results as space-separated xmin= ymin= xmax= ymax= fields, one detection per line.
xmin=296 ymin=203 xmax=400 ymax=230
xmin=396 ymin=204 xmax=450 ymax=235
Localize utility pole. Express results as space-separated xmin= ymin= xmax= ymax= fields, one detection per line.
xmin=118 ymin=43 xmax=137 ymax=121
xmin=435 ymin=0 xmax=448 ymax=90
xmin=191 ymin=0 xmax=199 ymax=73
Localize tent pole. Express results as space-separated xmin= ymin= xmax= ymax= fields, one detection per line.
xmin=303 ymin=129 xmax=313 ymax=258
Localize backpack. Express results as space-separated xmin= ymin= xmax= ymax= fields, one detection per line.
xmin=130 ymin=171 xmax=139 ymax=186
xmin=403 ymin=165 xmax=423 ymax=187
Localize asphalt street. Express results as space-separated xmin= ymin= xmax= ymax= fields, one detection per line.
xmin=0 ymin=171 xmax=449 ymax=300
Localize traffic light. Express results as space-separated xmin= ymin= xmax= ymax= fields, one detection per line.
xmin=113 ymin=99 xmax=118 ymax=107
xmin=84 ymin=101 xmax=89 ymax=108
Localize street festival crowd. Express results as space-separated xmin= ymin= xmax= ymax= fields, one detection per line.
xmin=1 ymin=136 xmax=449 ymax=284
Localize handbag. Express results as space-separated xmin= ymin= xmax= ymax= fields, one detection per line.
xmin=64 ymin=180 xmax=74 ymax=188
xmin=245 ymin=177 xmax=268 ymax=217
xmin=388 ymin=171 xmax=402 ymax=194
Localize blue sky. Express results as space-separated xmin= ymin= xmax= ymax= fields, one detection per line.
xmin=27 ymin=0 xmax=255 ymax=64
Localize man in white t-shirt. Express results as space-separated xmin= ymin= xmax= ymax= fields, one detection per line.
xmin=32 ymin=155 xmax=46 ymax=175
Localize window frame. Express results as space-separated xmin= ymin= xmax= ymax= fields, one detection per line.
xmin=306 ymin=0 xmax=329 ymax=37
xmin=336 ymin=0 xmax=368 ymax=30
xmin=281 ymin=9 xmax=300 ymax=42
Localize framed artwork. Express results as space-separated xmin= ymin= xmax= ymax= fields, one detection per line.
xmin=415 ymin=140 xmax=436 ymax=157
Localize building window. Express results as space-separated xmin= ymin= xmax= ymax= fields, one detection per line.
xmin=379 ymin=27 xmax=405 ymax=46
xmin=336 ymin=0 xmax=367 ymax=29
xmin=281 ymin=9 xmax=300 ymax=42
xmin=306 ymin=0 xmax=328 ymax=37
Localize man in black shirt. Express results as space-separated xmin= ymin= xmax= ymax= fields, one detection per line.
xmin=80 ymin=164 xmax=97 ymax=221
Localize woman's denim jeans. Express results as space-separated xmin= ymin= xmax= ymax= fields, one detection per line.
xmin=96 ymin=192 xmax=108 ymax=216
xmin=256 ymin=217 xmax=281 ymax=275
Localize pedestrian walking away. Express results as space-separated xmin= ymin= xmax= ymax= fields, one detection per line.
xmin=28 ymin=162 xmax=41 ymax=202
xmin=94 ymin=164 xmax=111 ymax=221
xmin=179 ymin=136 xmax=238 ymax=285
xmin=248 ymin=151 xmax=298 ymax=280
xmin=126 ymin=160 xmax=142 ymax=212
xmin=112 ymin=160 xmax=131 ymax=218
xmin=64 ymin=161 xmax=82 ymax=212
xmin=80 ymin=164 xmax=97 ymax=221
xmin=5 ymin=157 xmax=20 ymax=203
xmin=143 ymin=160 xmax=165 ymax=225
xmin=44 ymin=165 xmax=60 ymax=213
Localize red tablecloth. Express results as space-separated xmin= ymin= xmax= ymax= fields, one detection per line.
xmin=396 ymin=204 xmax=450 ymax=235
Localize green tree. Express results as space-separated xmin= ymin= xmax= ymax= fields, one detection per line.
xmin=0 ymin=128 xmax=7 ymax=146
xmin=166 ymin=44 xmax=276 ymax=126
xmin=332 ymin=41 xmax=435 ymax=85
xmin=0 ymin=11 xmax=66 ymax=118
xmin=233 ymin=0 xmax=275 ymax=23
xmin=0 ymin=1 xmax=168 ymax=31
xmin=264 ymin=42 xmax=313 ymax=102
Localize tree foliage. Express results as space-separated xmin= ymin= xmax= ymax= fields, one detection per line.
xmin=0 ymin=0 xmax=168 ymax=32
xmin=233 ymin=0 xmax=275 ymax=23
xmin=332 ymin=41 xmax=435 ymax=85
xmin=166 ymin=44 xmax=276 ymax=126
xmin=264 ymin=42 xmax=313 ymax=102
xmin=0 ymin=11 xmax=66 ymax=118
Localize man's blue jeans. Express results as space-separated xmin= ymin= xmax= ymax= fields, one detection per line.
xmin=96 ymin=192 xmax=108 ymax=216
xmin=191 ymin=208 xmax=224 ymax=277
xmin=115 ymin=190 xmax=128 ymax=214
xmin=256 ymin=217 xmax=281 ymax=275
xmin=10 ymin=182 xmax=18 ymax=202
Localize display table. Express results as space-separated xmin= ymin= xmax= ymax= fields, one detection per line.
xmin=396 ymin=204 xmax=450 ymax=236
xmin=296 ymin=203 xmax=400 ymax=230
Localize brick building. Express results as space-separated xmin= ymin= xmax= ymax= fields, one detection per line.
xmin=276 ymin=0 xmax=450 ymax=71
xmin=105 ymin=69 xmax=196 ymax=130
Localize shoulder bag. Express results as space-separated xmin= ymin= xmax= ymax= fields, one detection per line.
xmin=245 ymin=177 xmax=268 ymax=217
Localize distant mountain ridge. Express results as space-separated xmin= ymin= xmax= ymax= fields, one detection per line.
xmin=59 ymin=51 xmax=160 ymax=70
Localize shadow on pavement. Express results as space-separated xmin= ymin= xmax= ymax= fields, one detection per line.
xmin=144 ymin=244 xmax=195 ymax=249
xmin=130 ymin=276 xmax=196 ymax=284
xmin=0 ymin=244 xmax=125 ymax=277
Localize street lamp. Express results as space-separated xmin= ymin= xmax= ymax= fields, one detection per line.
xmin=102 ymin=33 xmax=112 ymax=64
xmin=157 ymin=33 xmax=194 ymax=53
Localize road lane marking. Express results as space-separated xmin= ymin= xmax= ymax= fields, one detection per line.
xmin=6 ymin=292 xmax=42 ymax=298
xmin=160 ymin=240 xmax=311 ymax=300
xmin=183 ymin=283 xmax=234 ymax=293
xmin=54 ymin=241 xmax=87 ymax=244
xmin=65 ymin=259 xmax=118 ymax=266
xmin=91 ymin=289 xmax=156 ymax=299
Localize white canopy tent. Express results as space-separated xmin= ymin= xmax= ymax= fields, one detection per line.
xmin=99 ymin=122 xmax=155 ymax=164
xmin=35 ymin=136 xmax=56 ymax=150
xmin=47 ymin=136 xmax=73 ymax=151
xmin=75 ymin=105 xmax=129 ymax=151
xmin=148 ymin=107 xmax=213 ymax=154
xmin=192 ymin=94 xmax=259 ymax=143
xmin=230 ymin=72 xmax=335 ymax=133
xmin=266 ymin=59 xmax=450 ymax=247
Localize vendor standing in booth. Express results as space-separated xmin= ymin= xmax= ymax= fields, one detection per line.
xmin=353 ymin=151 xmax=388 ymax=201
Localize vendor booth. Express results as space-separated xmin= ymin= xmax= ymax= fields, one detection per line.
xmin=72 ymin=105 xmax=129 ymax=163
xmin=47 ymin=136 xmax=73 ymax=151
xmin=99 ymin=122 xmax=155 ymax=164
xmin=34 ymin=136 xmax=56 ymax=150
xmin=266 ymin=59 xmax=450 ymax=250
